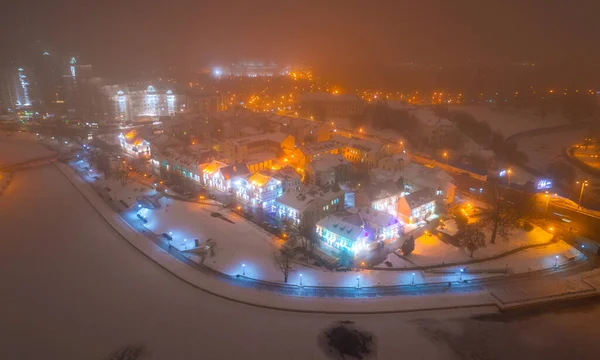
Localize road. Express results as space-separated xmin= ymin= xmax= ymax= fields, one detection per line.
xmin=3 ymin=136 xmax=600 ymax=359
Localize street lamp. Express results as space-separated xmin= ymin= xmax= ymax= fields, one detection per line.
xmin=459 ymin=268 xmax=464 ymax=281
xmin=299 ymin=273 xmax=303 ymax=286
xmin=577 ymin=180 xmax=588 ymax=209
xmin=443 ymin=152 xmax=448 ymax=165
xmin=554 ymin=255 xmax=559 ymax=267
xmin=356 ymin=275 xmax=361 ymax=288
xmin=411 ymin=272 xmax=415 ymax=285
xmin=242 ymin=263 xmax=246 ymax=276
xmin=507 ymin=168 xmax=512 ymax=186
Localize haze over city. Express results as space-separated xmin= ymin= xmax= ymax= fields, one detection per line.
xmin=3 ymin=1 xmax=600 ymax=359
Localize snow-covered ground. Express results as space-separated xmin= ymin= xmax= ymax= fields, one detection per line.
xmin=4 ymin=132 xmax=600 ymax=360
xmin=400 ymin=226 xmax=554 ymax=267
xmin=0 ymin=132 xmax=55 ymax=166
xmin=452 ymin=105 xmax=570 ymax=138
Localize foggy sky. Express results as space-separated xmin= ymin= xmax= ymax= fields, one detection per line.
xmin=2 ymin=0 xmax=599 ymax=75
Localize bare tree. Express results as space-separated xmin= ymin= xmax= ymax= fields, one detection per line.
xmin=483 ymin=181 xmax=518 ymax=244
xmin=456 ymin=216 xmax=486 ymax=257
xmin=273 ymin=248 xmax=294 ymax=283
xmin=286 ymin=223 xmax=317 ymax=257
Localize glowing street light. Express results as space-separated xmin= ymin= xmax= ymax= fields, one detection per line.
xmin=242 ymin=263 xmax=246 ymax=276
xmin=459 ymin=268 xmax=464 ymax=281
xmin=299 ymin=273 xmax=303 ymax=287
xmin=577 ymin=180 xmax=588 ymax=208
xmin=411 ymin=272 xmax=415 ymax=285
xmin=507 ymin=168 xmax=512 ymax=186
xmin=554 ymin=255 xmax=559 ymax=267
xmin=443 ymin=151 xmax=448 ymax=165
xmin=356 ymin=275 xmax=361 ymax=288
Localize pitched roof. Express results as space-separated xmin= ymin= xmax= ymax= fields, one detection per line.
xmin=307 ymin=153 xmax=349 ymax=172
xmin=349 ymin=207 xmax=398 ymax=228
xmin=402 ymin=187 xmax=436 ymax=209
xmin=299 ymin=139 xmax=346 ymax=156
xmin=363 ymin=180 xmax=403 ymax=201
xmin=277 ymin=190 xmax=323 ymax=212
xmin=201 ymin=160 xmax=228 ymax=175
xmin=248 ymin=172 xmax=277 ymax=188
xmin=220 ymin=164 xmax=250 ymax=180
xmin=316 ymin=212 xmax=368 ymax=242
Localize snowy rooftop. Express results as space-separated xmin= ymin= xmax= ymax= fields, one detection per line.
xmin=403 ymin=187 xmax=436 ymax=208
xmin=201 ymin=160 xmax=229 ymax=174
xmin=346 ymin=137 xmax=384 ymax=155
xmin=160 ymin=147 xmax=203 ymax=167
xmin=229 ymin=132 xmax=290 ymax=147
xmin=349 ymin=207 xmax=398 ymax=228
xmin=401 ymin=162 xmax=453 ymax=188
xmin=307 ymin=153 xmax=349 ymax=172
xmin=363 ymin=180 xmax=404 ymax=201
xmin=369 ymin=168 xmax=404 ymax=184
xmin=248 ymin=171 xmax=276 ymax=188
xmin=277 ymin=190 xmax=322 ymax=212
xmin=316 ymin=212 xmax=366 ymax=241
xmin=299 ymin=139 xmax=346 ymax=156
xmin=277 ymin=185 xmax=342 ymax=211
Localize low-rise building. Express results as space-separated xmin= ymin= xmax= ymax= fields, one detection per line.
xmin=401 ymin=162 xmax=456 ymax=205
xmin=316 ymin=212 xmax=371 ymax=256
xmin=397 ymin=187 xmax=436 ymax=224
xmin=151 ymin=147 xmax=204 ymax=185
xmin=276 ymin=186 xmax=344 ymax=229
xmin=411 ymin=108 xmax=455 ymax=146
xmin=349 ymin=207 xmax=400 ymax=242
xmin=305 ymin=153 xmax=351 ymax=186
xmin=119 ymin=130 xmax=151 ymax=158
xmin=377 ymin=152 xmax=410 ymax=171
xmin=202 ymin=161 xmax=250 ymax=193
xmin=355 ymin=180 xmax=405 ymax=217
xmin=223 ymin=132 xmax=295 ymax=164
xmin=236 ymin=171 xmax=283 ymax=210
xmin=271 ymin=167 xmax=302 ymax=191
xmin=342 ymin=137 xmax=386 ymax=169
xmin=295 ymin=139 xmax=346 ymax=167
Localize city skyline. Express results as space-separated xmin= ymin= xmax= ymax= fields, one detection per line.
xmin=3 ymin=0 xmax=600 ymax=76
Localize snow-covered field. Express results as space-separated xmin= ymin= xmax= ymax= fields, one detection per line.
xmin=400 ymin=227 xmax=554 ymax=266
xmin=4 ymin=134 xmax=600 ymax=359
xmin=452 ymin=105 xmax=570 ymax=138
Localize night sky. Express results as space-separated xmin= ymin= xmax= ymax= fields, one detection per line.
xmin=3 ymin=0 xmax=599 ymax=74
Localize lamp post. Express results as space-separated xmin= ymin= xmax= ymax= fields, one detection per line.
xmin=242 ymin=263 xmax=246 ymax=276
xmin=356 ymin=275 xmax=360 ymax=288
xmin=507 ymin=168 xmax=512 ymax=187
xmin=443 ymin=152 xmax=448 ymax=165
xmin=577 ymin=180 xmax=588 ymax=209
xmin=554 ymin=255 xmax=559 ymax=268
xmin=299 ymin=273 xmax=303 ymax=287
xmin=411 ymin=272 xmax=415 ymax=285
xmin=459 ymin=268 xmax=464 ymax=281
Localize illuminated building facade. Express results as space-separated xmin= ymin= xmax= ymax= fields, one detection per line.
xmin=236 ymin=171 xmax=283 ymax=210
xmin=1 ymin=67 xmax=35 ymax=110
xmin=104 ymin=85 xmax=184 ymax=123
xmin=316 ymin=212 xmax=372 ymax=256
xmin=119 ymin=130 xmax=151 ymax=158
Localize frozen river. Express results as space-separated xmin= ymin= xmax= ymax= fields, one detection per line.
xmin=2 ymin=134 xmax=600 ymax=360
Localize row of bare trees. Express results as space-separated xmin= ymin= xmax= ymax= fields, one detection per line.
xmin=455 ymin=179 xmax=538 ymax=257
